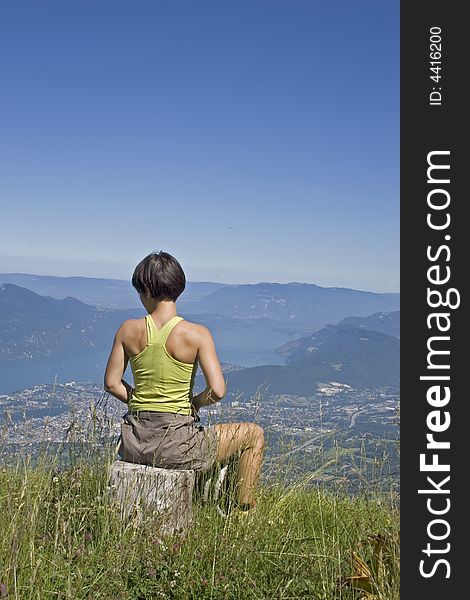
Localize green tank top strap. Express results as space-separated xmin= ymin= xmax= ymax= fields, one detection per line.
xmin=146 ymin=315 xmax=184 ymax=345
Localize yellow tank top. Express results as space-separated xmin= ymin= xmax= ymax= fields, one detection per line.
xmin=128 ymin=315 xmax=196 ymax=414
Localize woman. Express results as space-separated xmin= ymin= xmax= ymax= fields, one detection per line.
xmin=104 ymin=251 xmax=264 ymax=512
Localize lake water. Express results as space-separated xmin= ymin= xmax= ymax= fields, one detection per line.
xmin=0 ymin=327 xmax=295 ymax=394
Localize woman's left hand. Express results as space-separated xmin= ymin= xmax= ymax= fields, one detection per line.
xmin=190 ymin=403 xmax=200 ymax=421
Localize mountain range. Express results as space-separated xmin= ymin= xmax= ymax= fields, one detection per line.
xmin=224 ymin=319 xmax=400 ymax=398
xmin=0 ymin=276 xmax=400 ymax=396
xmin=0 ymin=283 xmax=241 ymax=361
xmin=0 ymin=273 xmax=227 ymax=310
xmin=0 ymin=274 xmax=399 ymax=337
xmin=177 ymin=282 xmax=399 ymax=335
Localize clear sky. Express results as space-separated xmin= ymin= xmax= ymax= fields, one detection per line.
xmin=0 ymin=0 xmax=399 ymax=292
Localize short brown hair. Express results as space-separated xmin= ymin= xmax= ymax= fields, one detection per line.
xmin=132 ymin=251 xmax=186 ymax=301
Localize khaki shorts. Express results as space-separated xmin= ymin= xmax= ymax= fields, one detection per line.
xmin=117 ymin=410 xmax=219 ymax=473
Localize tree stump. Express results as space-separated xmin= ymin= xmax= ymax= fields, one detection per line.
xmin=106 ymin=460 xmax=195 ymax=536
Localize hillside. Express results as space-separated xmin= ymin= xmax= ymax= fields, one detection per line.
xmin=225 ymin=324 xmax=399 ymax=398
xmin=338 ymin=310 xmax=400 ymax=338
xmin=0 ymin=444 xmax=399 ymax=599
xmin=0 ymin=283 xmax=125 ymax=360
xmin=181 ymin=282 xmax=400 ymax=334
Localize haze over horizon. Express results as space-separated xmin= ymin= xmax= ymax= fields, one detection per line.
xmin=0 ymin=1 xmax=399 ymax=293
xmin=0 ymin=269 xmax=399 ymax=296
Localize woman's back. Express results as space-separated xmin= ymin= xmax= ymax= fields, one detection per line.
xmin=127 ymin=314 xmax=198 ymax=414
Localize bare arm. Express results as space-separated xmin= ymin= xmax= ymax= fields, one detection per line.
xmin=192 ymin=326 xmax=226 ymax=412
xmin=104 ymin=322 xmax=134 ymax=404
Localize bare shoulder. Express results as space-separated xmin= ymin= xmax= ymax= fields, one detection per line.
xmin=121 ymin=318 xmax=143 ymax=329
xmin=116 ymin=318 xmax=144 ymax=336
xmin=179 ymin=320 xmax=212 ymax=342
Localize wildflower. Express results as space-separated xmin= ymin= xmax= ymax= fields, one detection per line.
xmin=174 ymin=570 xmax=180 ymax=577
xmin=201 ymin=577 xmax=208 ymax=587
xmin=52 ymin=476 xmax=59 ymax=483
xmin=84 ymin=532 xmax=92 ymax=541
xmin=0 ymin=582 xmax=7 ymax=597
xmin=170 ymin=580 xmax=176 ymax=588
xmin=147 ymin=568 xmax=156 ymax=578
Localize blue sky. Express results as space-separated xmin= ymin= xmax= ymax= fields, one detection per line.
xmin=0 ymin=0 xmax=399 ymax=292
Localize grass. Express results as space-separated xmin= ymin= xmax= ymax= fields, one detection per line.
xmin=0 ymin=393 xmax=399 ymax=599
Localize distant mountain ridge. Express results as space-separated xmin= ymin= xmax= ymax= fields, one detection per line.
xmin=275 ymin=311 xmax=400 ymax=360
xmin=0 ymin=273 xmax=229 ymax=309
xmin=0 ymin=274 xmax=400 ymax=337
xmin=179 ymin=282 xmax=399 ymax=334
xmin=339 ymin=311 xmax=400 ymax=338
